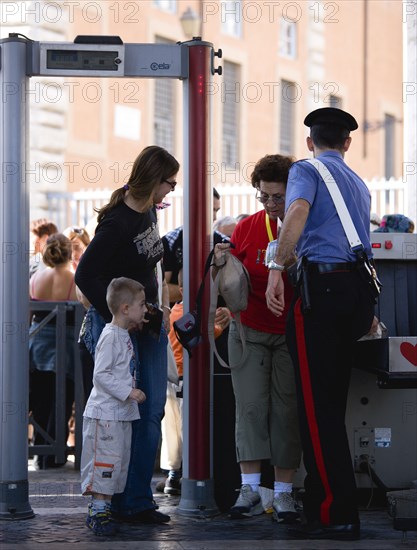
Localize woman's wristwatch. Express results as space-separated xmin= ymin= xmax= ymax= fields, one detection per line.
xmin=267 ymin=260 xmax=285 ymax=271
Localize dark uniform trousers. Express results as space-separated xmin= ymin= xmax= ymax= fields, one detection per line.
xmin=286 ymin=267 xmax=374 ymax=526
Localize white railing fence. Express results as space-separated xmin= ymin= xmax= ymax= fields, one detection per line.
xmin=46 ymin=177 xmax=408 ymax=237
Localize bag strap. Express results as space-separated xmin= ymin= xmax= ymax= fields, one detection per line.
xmin=193 ymin=249 xmax=215 ymax=325
xmin=305 ymin=158 xmax=363 ymax=251
xmin=208 ymin=255 xmax=248 ymax=369
xmin=187 ymin=247 xmax=248 ymax=368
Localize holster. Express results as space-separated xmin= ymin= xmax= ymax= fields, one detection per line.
xmin=354 ymin=249 xmax=382 ymax=304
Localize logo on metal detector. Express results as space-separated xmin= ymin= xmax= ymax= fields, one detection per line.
xmin=150 ymin=62 xmax=171 ymax=70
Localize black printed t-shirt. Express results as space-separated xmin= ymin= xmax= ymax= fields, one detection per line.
xmin=75 ymin=202 xmax=163 ymax=321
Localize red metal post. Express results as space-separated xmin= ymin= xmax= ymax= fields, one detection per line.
xmin=186 ymin=41 xmax=212 ymax=481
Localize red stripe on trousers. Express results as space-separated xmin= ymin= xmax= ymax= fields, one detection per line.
xmin=294 ymin=298 xmax=333 ymax=525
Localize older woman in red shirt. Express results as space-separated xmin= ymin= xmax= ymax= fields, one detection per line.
xmin=214 ymin=154 xmax=301 ymax=523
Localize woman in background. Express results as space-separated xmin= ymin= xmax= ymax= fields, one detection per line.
xmin=64 ymin=226 xmax=91 ymax=272
xmin=29 ymin=233 xmax=77 ymax=469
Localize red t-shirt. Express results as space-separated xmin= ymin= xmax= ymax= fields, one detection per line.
xmin=230 ymin=210 xmax=293 ymax=334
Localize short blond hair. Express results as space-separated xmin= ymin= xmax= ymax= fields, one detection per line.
xmin=106 ymin=277 xmax=145 ymax=316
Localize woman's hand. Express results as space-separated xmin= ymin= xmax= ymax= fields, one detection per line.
xmin=75 ymin=285 xmax=91 ymax=309
xmin=213 ymin=242 xmax=231 ymax=267
xmin=215 ymin=307 xmax=232 ymax=329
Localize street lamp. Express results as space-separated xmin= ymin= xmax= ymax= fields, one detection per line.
xmin=180 ymin=6 xmax=201 ymax=39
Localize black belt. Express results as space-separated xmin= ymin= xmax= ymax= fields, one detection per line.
xmin=309 ymin=262 xmax=357 ymax=274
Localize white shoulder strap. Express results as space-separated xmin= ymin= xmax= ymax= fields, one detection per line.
xmin=306 ymin=158 xmax=362 ymax=250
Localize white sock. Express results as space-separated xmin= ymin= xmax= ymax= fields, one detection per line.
xmin=241 ymin=473 xmax=261 ymax=492
xmin=91 ymin=498 xmax=107 ymax=512
xmin=274 ymin=481 xmax=292 ymax=498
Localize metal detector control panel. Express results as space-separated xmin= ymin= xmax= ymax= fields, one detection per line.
xmin=39 ymin=43 xmax=125 ymax=76
xmin=35 ymin=42 xmax=189 ymax=78
xmin=371 ymin=232 xmax=417 ymax=260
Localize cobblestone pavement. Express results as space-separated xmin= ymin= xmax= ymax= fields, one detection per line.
xmin=0 ymin=463 xmax=416 ymax=550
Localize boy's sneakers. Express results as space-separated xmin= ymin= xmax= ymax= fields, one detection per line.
xmin=229 ymin=484 xmax=264 ymax=519
xmin=86 ymin=502 xmax=117 ymax=536
xmin=272 ymin=492 xmax=299 ymax=524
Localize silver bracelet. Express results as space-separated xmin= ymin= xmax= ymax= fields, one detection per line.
xmin=267 ymin=260 xmax=285 ymax=271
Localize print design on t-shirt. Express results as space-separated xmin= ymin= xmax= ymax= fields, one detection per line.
xmin=133 ymin=223 xmax=164 ymax=264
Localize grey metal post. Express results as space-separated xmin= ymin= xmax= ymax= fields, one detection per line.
xmin=0 ymin=37 xmax=34 ymax=519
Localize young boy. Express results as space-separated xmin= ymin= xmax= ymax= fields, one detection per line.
xmin=80 ymin=277 xmax=147 ymax=536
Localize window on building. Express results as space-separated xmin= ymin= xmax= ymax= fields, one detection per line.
xmin=384 ymin=113 xmax=395 ymax=179
xmin=222 ymin=61 xmax=240 ymax=168
xmin=221 ymin=1 xmax=242 ymax=38
xmin=154 ymin=37 xmax=176 ymax=152
xmin=153 ymin=0 xmax=176 ymax=13
xmin=279 ymin=80 xmax=295 ymax=155
xmin=279 ymin=19 xmax=297 ymax=58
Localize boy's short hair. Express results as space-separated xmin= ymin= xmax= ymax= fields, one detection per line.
xmin=106 ymin=277 xmax=145 ymax=316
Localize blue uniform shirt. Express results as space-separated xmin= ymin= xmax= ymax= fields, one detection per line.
xmin=285 ymin=151 xmax=372 ymax=262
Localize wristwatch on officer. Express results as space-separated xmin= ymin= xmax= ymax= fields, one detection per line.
xmin=267 ymin=260 xmax=285 ymax=271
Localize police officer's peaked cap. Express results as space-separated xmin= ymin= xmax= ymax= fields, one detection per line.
xmin=304 ymin=107 xmax=358 ymax=131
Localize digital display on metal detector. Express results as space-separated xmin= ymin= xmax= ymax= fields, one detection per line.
xmin=47 ymin=49 xmax=119 ymax=71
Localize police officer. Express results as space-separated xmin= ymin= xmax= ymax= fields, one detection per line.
xmin=265 ymin=107 xmax=375 ymax=540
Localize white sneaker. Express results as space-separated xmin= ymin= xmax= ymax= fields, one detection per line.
xmin=272 ymin=492 xmax=299 ymax=523
xmin=230 ymin=484 xmax=264 ymax=519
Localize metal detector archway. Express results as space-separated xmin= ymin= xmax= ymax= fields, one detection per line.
xmin=0 ymin=34 xmax=222 ymax=520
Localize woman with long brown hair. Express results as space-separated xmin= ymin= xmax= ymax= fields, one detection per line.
xmin=75 ymin=145 xmax=179 ymax=525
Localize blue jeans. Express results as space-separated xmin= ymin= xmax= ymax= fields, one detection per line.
xmin=79 ymin=306 xmax=105 ymax=359
xmin=111 ymin=329 xmax=168 ymax=514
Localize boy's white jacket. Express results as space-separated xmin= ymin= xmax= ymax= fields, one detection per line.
xmin=84 ymin=323 xmax=140 ymax=421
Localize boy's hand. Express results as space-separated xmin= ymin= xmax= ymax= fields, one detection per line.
xmin=129 ymin=388 xmax=146 ymax=404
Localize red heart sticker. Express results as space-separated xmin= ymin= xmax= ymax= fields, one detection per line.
xmin=400 ymin=342 xmax=417 ymax=367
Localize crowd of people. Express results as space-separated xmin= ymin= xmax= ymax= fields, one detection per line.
xmin=27 ymin=108 xmax=415 ymax=540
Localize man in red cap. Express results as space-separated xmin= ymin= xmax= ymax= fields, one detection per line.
xmin=265 ymin=107 xmax=375 ymax=540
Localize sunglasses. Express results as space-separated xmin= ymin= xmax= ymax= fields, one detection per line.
xmin=71 ymin=227 xmax=85 ymax=235
xmin=255 ymin=190 xmax=285 ymax=205
xmin=161 ymin=179 xmax=177 ymax=191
